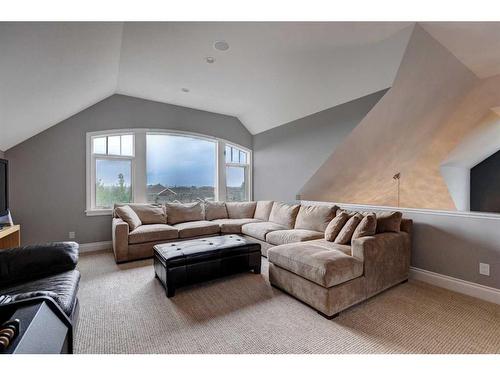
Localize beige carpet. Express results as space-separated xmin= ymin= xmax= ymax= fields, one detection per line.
xmin=75 ymin=250 xmax=500 ymax=354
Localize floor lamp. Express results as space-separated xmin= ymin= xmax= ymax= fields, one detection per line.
xmin=393 ymin=173 xmax=401 ymax=207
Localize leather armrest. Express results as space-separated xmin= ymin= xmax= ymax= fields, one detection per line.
xmin=112 ymin=218 xmax=129 ymax=262
xmin=0 ymin=242 xmax=79 ymax=288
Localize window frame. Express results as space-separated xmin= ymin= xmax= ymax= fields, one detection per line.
xmin=223 ymin=142 xmax=251 ymax=202
xmin=85 ymin=128 xmax=252 ymax=216
xmin=86 ymin=131 xmax=136 ymax=215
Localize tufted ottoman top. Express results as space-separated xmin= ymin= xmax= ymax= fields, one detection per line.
xmin=153 ymin=235 xmax=261 ymax=267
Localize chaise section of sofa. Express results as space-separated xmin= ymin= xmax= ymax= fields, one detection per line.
xmin=268 ymin=214 xmax=412 ymax=318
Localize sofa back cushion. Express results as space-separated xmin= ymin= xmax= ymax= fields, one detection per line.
xmin=254 ymin=201 xmax=274 ymax=221
xmin=165 ymin=202 xmax=204 ymax=225
xmin=204 ymin=201 xmax=228 ymax=221
xmin=324 ymin=211 xmax=349 ymax=242
xmin=226 ymin=201 xmax=257 ymax=219
xmin=268 ymin=202 xmax=300 ymax=229
xmin=115 ymin=205 xmax=142 ymax=231
xmin=294 ymin=204 xmax=336 ymax=232
xmin=352 ymin=213 xmax=377 ymax=240
xmin=114 ymin=203 xmax=166 ymax=224
xmin=334 ymin=213 xmax=363 ymax=244
xmin=376 ymin=211 xmax=403 ymax=233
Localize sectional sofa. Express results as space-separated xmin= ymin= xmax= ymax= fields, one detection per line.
xmin=112 ymin=200 xmax=412 ymax=317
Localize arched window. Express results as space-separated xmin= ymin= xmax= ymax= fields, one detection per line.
xmin=86 ymin=129 xmax=251 ymax=215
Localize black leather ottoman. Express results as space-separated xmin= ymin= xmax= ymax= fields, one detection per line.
xmin=153 ymin=235 xmax=261 ymax=297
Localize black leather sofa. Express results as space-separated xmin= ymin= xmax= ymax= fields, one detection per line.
xmin=0 ymin=242 xmax=80 ymax=321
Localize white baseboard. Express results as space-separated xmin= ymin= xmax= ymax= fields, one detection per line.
xmin=79 ymin=241 xmax=112 ymax=253
xmin=410 ymin=267 xmax=500 ymax=305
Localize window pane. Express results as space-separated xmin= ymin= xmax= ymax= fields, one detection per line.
xmin=108 ymin=136 xmax=121 ymax=155
xmin=226 ymin=166 xmax=246 ymax=201
xmin=146 ymin=134 xmax=216 ymax=204
xmin=225 ymin=145 xmax=231 ymax=163
xmin=92 ymin=137 xmax=106 ymax=154
xmin=239 ymin=150 xmax=247 ymax=164
xmin=231 ymin=147 xmax=238 ymax=163
xmin=95 ymin=159 xmax=132 ymax=208
xmin=121 ymin=134 xmax=134 ymax=156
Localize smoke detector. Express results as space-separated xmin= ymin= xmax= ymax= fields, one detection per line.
xmin=214 ymin=41 xmax=229 ymax=51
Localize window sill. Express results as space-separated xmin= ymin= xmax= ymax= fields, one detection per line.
xmin=85 ymin=209 xmax=113 ymax=216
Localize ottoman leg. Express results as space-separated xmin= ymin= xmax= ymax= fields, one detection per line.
xmin=253 ymin=264 xmax=261 ymax=274
xmin=166 ymin=286 xmax=175 ymax=298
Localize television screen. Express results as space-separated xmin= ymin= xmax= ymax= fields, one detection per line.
xmin=0 ymin=159 xmax=7 ymax=216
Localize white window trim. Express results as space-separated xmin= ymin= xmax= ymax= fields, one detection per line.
xmin=224 ymin=141 xmax=252 ymax=202
xmin=86 ymin=128 xmax=252 ymax=216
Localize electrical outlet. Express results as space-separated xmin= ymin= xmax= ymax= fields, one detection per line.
xmin=479 ymin=263 xmax=490 ymax=276
xmin=68 ymin=231 xmax=76 ymax=240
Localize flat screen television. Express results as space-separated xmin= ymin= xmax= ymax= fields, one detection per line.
xmin=0 ymin=159 xmax=8 ymax=217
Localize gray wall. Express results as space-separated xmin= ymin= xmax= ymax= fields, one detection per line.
xmin=328 ymin=203 xmax=500 ymax=289
xmin=253 ymin=90 xmax=387 ymax=201
xmin=5 ymin=94 xmax=251 ymax=245
xmin=0 ymin=150 xmax=4 ymax=159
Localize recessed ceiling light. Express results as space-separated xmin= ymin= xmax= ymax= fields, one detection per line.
xmin=214 ymin=40 xmax=229 ymax=51
xmin=206 ymin=56 xmax=215 ymax=64
xmin=181 ymin=88 xmax=190 ymax=93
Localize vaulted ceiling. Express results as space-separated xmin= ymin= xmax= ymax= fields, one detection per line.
xmin=2 ymin=22 xmax=500 ymax=151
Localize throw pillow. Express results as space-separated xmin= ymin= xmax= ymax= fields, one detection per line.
xmin=334 ymin=213 xmax=363 ymax=244
xmin=324 ymin=211 xmax=349 ymax=242
xmin=115 ymin=205 xmax=142 ymax=231
xmin=376 ymin=211 xmax=403 ymax=233
xmin=352 ymin=213 xmax=377 ymax=240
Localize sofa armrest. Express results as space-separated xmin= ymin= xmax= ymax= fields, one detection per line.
xmin=0 ymin=242 xmax=79 ymax=288
xmin=351 ymin=232 xmax=411 ymax=296
xmin=112 ymin=218 xmax=129 ymax=263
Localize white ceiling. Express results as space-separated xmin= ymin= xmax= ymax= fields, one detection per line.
xmin=117 ymin=22 xmax=413 ymax=135
xmin=3 ymin=22 xmax=500 ymax=151
xmin=0 ymin=22 xmax=123 ymax=150
xmin=422 ymin=22 xmax=500 ymax=78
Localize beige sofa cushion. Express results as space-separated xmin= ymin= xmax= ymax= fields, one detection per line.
xmin=334 ymin=214 xmax=363 ymax=244
xmin=114 ymin=203 xmax=166 ymax=224
xmin=173 ymin=220 xmax=220 ymax=238
xmin=268 ymin=243 xmax=364 ymax=288
xmin=204 ymin=201 xmax=228 ymax=221
xmin=268 ymin=202 xmax=300 ymax=228
xmin=294 ymin=204 xmax=336 ymax=232
xmin=241 ymin=221 xmax=287 ymax=241
xmin=115 ymin=205 xmax=142 ymax=231
xmin=225 ymin=202 xmax=257 ymax=219
xmin=352 ymin=213 xmax=377 ymax=240
xmin=266 ymin=229 xmax=324 ymax=246
xmin=211 ymin=218 xmax=261 ymax=234
xmin=307 ymin=238 xmax=352 ymax=255
xmin=254 ymin=201 xmax=274 ymax=221
xmin=165 ymin=202 xmax=204 ymax=225
xmin=128 ymin=224 xmax=178 ymax=244
xmin=324 ymin=212 xmax=349 ymax=241
xmin=376 ymin=211 xmax=402 ymax=233
xmin=133 ymin=204 xmax=166 ymax=224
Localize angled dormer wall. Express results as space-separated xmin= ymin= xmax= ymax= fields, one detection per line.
xmin=300 ymin=25 xmax=481 ymax=209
